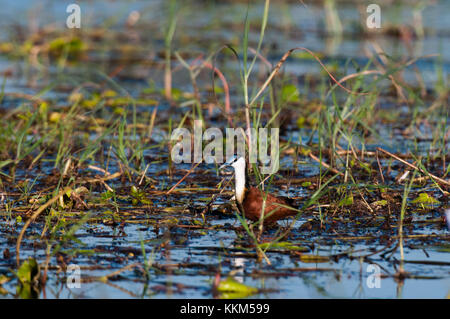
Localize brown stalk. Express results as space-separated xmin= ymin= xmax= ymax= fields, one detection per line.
xmin=376 ymin=147 xmax=450 ymax=187
xmin=188 ymin=53 xmax=232 ymax=127
xmin=166 ymin=162 xmax=201 ymax=195
xmin=376 ymin=150 xmax=385 ymax=184
xmin=250 ymin=47 xmax=371 ymax=108
xmin=201 ymin=61 xmax=232 ymax=126
xmin=81 ymin=262 xmax=142 ymax=283
xmin=309 ymin=153 xmax=344 ymax=177
xmin=16 ymin=187 xmax=72 ymax=267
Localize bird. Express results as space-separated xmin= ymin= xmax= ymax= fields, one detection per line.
xmin=219 ymin=156 xmax=298 ymax=226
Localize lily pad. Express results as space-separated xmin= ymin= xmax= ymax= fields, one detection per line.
xmin=217 ymin=277 xmax=258 ymax=297
xmin=259 ymin=241 xmax=309 ymax=252
xmin=411 ymin=193 xmax=440 ymax=205
xmin=48 ymin=37 xmax=85 ymax=59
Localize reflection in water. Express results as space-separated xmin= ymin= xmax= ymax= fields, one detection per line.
xmin=231 ymin=257 xmax=246 ymax=284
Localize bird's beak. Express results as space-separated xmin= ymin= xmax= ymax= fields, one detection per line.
xmin=219 ymin=162 xmax=229 ymax=170
xmin=219 ymin=157 xmax=235 ymax=170
xmin=219 ymin=156 xmax=237 ymax=170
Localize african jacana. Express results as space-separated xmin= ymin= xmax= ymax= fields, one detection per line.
xmin=220 ymin=157 xmax=297 ymax=225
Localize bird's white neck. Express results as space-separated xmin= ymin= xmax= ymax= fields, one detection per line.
xmin=232 ymin=158 xmax=246 ymax=204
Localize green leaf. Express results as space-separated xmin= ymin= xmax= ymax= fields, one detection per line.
xmin=0 ymin=274 xmax=10 ymax=285
xmin=281 ymin=84 xmax=300 ymax=103
xmin=48 ymin=37 xmax=85 ymax=59
xmin=101 ymin=191 xmax=115 ymax=200
xmin=259 ymin=241 xmax=309 ymax=252
xmin=0 ymin=159 xmax=14 ymax=169
xmin=372 ymin=200 xmax=388 ymax=207
xmin=217 ymin=277 xmax=257 ymax=296
xmin=338 ymin=194 xmax=354 ymax=206
xmin=359 ymin=162 xmax=373 ymax=174
xmin=17 ymin=258 xmax=40 ymax=285
xmin=0 ymin=287 xmax=7 ymax=295
xmin=131 ymin=186 xmax=139 ymax=196
xmin=411 ymin=193 xmax=440 ymax=205
xmin=296 ymin=116 xmax=306 ymax=128
xmin=17 ymin=282 xmax=39 ymax=299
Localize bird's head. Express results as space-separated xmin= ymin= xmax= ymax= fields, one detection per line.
xmin=219 ymin=156 xmax=245 ymax=171
xmin=219 ymin=156 xmax=247 ymax=204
